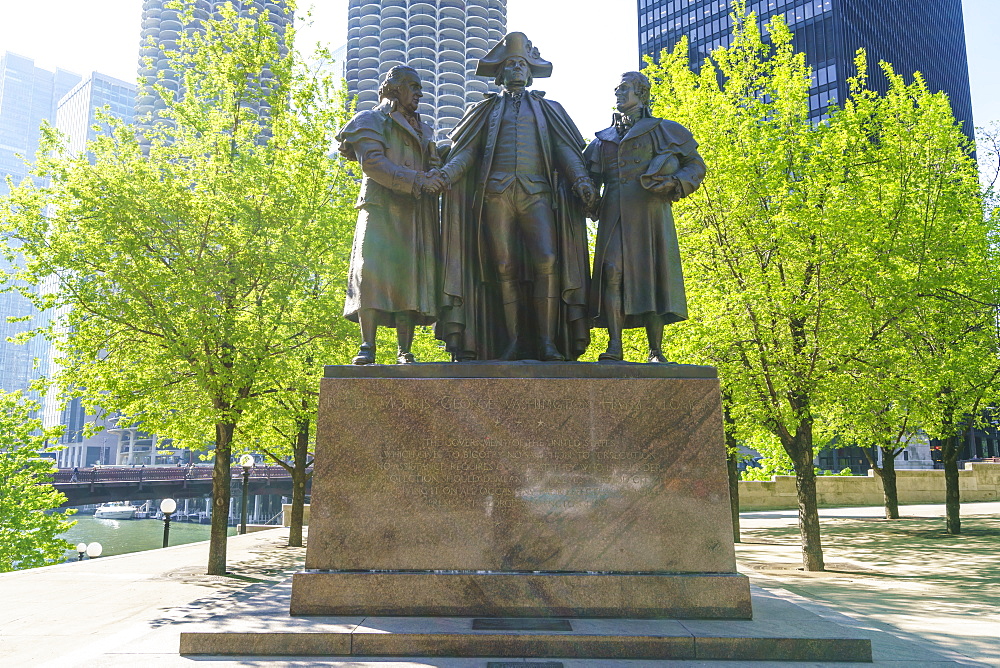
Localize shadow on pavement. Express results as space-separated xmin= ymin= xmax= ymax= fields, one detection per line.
xmin=737 ymin=513 xmax=1000 ymax=665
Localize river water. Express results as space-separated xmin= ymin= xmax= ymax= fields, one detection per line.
xmin=61 ymin=515 xmax=237 ymax=561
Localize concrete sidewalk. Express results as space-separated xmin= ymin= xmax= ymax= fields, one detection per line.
xmin=0 ymin=529 xmax=307 ymax=666
xmin=739 ymin=500 xmax=1000 ymax=525
xmin=736 ymin=502 xmax=1000 ymax=666
xmin=1 ymin=505 xmax=995 ymax=666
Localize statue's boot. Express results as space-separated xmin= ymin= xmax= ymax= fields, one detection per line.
xmin=498 ymin=280 xmax=522 ymax=361
xmin=353 ymin=345 xmax=376 ymax=365
xmin=599 ymin=276 xmax=624 ymax=361
xmin=396 ymin=313 xmax=416 ymax=364
xmin=353 ymin=310 xmax=377 ymax=364
xmin=646 ymin=323 xmax=675 ymax=364
xmin=536 ymin=274 xmax=565 ymax=362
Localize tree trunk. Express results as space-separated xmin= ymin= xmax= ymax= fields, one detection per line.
xmin=726 ymin=447 xmax=741 ymax=543
xmin=207 ymin=421 xmax=235 ymax=575
xmin=785 ymin=419 xmax=824 ymax=571
xmin=879 ymin=446 xmax=899 ymax=519
xmin=792 ymin=457 xmax=825 ymax=570
xmin=943 ymin=435 xmax=962 ymax=534
xmin=721 ymin=397 xmax=740 ymax=543
xmin=288 ymin=416 xmax=310 ymax=548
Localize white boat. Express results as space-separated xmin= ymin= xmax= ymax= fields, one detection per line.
xmin=94 ymin=502 xmax=138 ymax=520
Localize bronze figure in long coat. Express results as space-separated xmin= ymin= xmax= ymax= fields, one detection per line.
xmin=435 ymin=32 xmax=596 ymax=362
xmin=337 ymin=66 xmax=444 ymax=364
xmin=584 ymin=71 xmax=706 ymax=362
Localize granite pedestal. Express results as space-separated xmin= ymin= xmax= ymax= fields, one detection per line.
xmin=291 ymin=362 xmax=751 ymax=619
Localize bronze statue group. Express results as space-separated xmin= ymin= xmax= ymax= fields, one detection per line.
xmin=337 ymin=32 xmax=705 ymax=365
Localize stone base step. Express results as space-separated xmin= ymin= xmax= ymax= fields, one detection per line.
xmin=289 ymin=571 xmax=753 ymax=619
xmin=179 ymin=582 xmax=871 ymax=662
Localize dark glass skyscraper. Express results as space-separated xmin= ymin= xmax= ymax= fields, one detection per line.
xmin=638 ymin=0 xmax=974 ymax=135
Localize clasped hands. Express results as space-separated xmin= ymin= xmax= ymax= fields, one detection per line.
xmin=420 ymin=169 xmax=448 ymax=195
xmin=573 ymin=177 xmax=599 ymax=213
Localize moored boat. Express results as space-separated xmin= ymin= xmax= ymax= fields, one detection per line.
xmin=94 ymin=502 xmax=138 ymax=520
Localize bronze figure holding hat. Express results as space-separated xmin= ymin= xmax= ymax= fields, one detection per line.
xmin=584 ymin=71 xmax=706 ymax=363
xmin=435 ymin=32 xmax=596 ymax=362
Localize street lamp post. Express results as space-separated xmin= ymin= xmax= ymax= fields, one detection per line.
xmin=160 ymin=498 xmax=176 ymax=548
xmin=76 ymin=542 xmax=87 ymax=561
xmin=85 ymin=542 xmax=102 ymax=559
xmin=239 ymin=454 xmax=254 ymax=535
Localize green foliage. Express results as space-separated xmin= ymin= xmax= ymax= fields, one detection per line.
xmin=645 ymin=2 xmax=986 ymax=458
xmin=2 ymin=0 xmax=356 ymax=451
xmin=642 ymin=1 xmax=987 ymax=563
xmin=372 ymin=325 xmax=450 ymax=365
xmin=0 ymin=392 xmax=75 ymax=572
xmin=0 ymin=0 xmax=361 ymax=571
xmin=740 ymin=454 xmax=795 ymax=481
xmin=644 ymin=11 xmax=838 ymax=451
xmin=819 ymin=52 xmax=993 ymax=457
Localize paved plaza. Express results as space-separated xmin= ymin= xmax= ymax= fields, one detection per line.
xmin=1 ymin=502 xmax=995 ymax=666
xmin=735 ymin=502 xmax=1000 ymax=666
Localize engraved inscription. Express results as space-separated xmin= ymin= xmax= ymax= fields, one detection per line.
xmin=365 ymin=433 xmax=662 ymax=510
xmin=339 ymin=392 xmax=697 ymax=413
xmin=312 ymin=376 xmax=736 ymax=573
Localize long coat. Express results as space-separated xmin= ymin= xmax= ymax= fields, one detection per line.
xmin=584 ymin=116 xmax=706 ymax=328
xmin=337 ymin=100 xmax=441 ymax=326
xmin=436 ymin=91 xmax=592 ymax=360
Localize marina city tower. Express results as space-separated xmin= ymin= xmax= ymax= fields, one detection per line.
xmin=136 ymin=0 xmax=292 ymax=141
xmin=346 ymin=0 xmax=508 ymax=140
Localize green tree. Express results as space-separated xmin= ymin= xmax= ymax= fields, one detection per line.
xmin=721 ymin=395 xmax=744 ymax=542
xmin=1 ymin=0 xmax=356 ymax=575
xmin=822 ymin=367 xmax=917 ymax=520
xmin=646 ymin=10 xmax=845 ymax=570
xmin=237 ymin=347 xmax=338 ymax=548
xmin=902 ymin=279 xmax=999 ymax=534
xmin=738 ymin=436 xmax=796 ymax=482
xmin=817 ymin=55 xmax=986 ymax=521
xmin=646 ymin=3 xmax=985 ymax=568
xmin=0 ymin=391 xmax=75 ymax=572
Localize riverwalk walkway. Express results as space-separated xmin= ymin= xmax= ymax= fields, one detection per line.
xmin=1 ymin=502 xmax=996 ymax=666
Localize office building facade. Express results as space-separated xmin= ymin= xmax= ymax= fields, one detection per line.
xmin=55 ymin=72 xmax=136 ymax=158
xmin=0 ymin=52 xmax=79 ymax=196
xmin=0 ymin=53 xmax=79 ymax=408
xmin=638 ymin=0 xmax=974 ymax=133
xmin=346 ymin=0 xmax=507 ymax=140
xmin=44 ymin=77 xmax=137 ymax=467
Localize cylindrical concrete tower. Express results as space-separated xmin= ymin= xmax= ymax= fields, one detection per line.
xmin=346 ymin=0 xmax=507 ymax=141
xmin=136 ymin=0 xmax=292 ymax=136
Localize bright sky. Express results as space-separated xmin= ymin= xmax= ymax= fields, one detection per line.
xmin=0 ymin=0 xmax=996 ymax=139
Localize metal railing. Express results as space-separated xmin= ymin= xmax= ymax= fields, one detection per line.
xmin=53 ymin=465 xmax=302 ymax=485
xmin=261 ymin=511 xmax=285 ymax=526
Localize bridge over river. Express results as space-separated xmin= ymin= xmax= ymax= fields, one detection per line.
xmin=52 ymin=466 xmax=310 ymax=506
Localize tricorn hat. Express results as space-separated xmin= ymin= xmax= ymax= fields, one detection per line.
xmin=475 ymin=32 xmax=553 ymax=79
